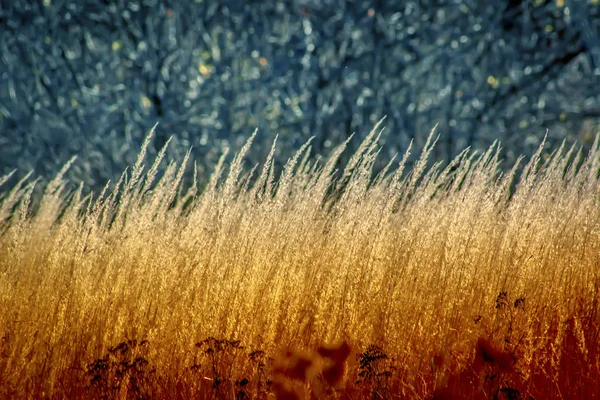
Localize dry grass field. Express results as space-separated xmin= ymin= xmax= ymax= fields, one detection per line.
xmin=0 ymin=121 xmax=599 ymax=399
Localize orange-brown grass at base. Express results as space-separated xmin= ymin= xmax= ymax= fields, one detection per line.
xmin=0 ymin=120 xmax=599 ymax=399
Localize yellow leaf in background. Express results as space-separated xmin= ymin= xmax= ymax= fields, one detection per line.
xmin=560 ymin=112 xmax=567 ymax=122
xmin=556 ymin=0 xmax=564 ymax=6
xmin=141 ymin=95 xmax=152 ymax=109
xmin=259 ymin=57 xmax=268 ymax=67
xmin=112 ymin=41 xmax=121 ymax=52
xmin=198 ymin=63 xmax=212 ymax=77
xmin=545 ymin=24 xmax=553 ymax=33
xmin=519 ymin=120 xmax=528 ymax=128
xmin=487 ymin=75 xmax=499 ymax=89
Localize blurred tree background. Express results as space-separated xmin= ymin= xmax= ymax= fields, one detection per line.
xmin=1 ymin=0 xmax=599 ymax=192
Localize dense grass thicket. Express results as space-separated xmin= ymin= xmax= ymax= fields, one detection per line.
xmin=0 ymin=121 xmax=599 ymax=399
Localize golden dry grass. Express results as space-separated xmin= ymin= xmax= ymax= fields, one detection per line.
xmin=0 ymin=120 xmax=599 ymax=399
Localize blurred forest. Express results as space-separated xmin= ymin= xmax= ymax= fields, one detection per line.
xmin=1 ymin=0 xmax=600 ymax=192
